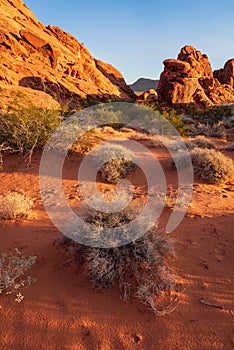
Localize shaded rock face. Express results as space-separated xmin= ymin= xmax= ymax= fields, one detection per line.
xmin=214 ymin=59 xmax=234 ymax=88
xmin=137 ymin=89 xmax=158 ymax=103
xmin=157 ymin=45 xmax=234 ymax=107
xmin=0 ymin=0 xmax=135 ymax=107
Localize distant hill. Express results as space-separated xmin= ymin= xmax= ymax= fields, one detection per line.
xmin=129 ymin=78 xmax=159 ymax=92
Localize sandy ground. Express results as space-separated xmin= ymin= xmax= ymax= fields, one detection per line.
xmin=0 ymin=131 xmax=234 ymax=350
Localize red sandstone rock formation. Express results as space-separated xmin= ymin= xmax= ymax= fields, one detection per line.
xmin=0 ymin=0 xmax=135 ymax=108
xmin=136 ymin=89 xmax=158 ymax=103
xmin=157 ymin=45 xmax=234 ymax=108
xmin=214 ymin=59 xmax=234 ymax=88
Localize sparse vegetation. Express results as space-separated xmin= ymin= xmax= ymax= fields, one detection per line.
xmin=0 ymin=93 xmax=60 ymax=163
xmin=0 ymin=249 xmax=36 ymax=299
xmin=192 ymin=136 xmax=216 ymax=149
xmin=192 ymin=121 xmax=226 ymax=138
xmin=191 ymin=147 xmax=234 ymax=184
xmin=146 ymin=104 xmax=190 ymax=136
xmin=71 ymin=128 xmax=101 ymax=154
xmin=0 ymin=191 xmax=33 ymax=219
xmin=69 ymin=205 xmax=176 ymax=313
xmin=187 ymin=105 xmax=233 ymax=120
xmin=94 ymin=144 xmax=137 ymax=183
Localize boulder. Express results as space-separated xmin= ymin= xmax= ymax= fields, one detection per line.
xmin=137 ymin=89 xmax=158 ymax=103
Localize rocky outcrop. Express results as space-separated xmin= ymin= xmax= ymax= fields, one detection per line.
xmin=214 ymin=59 xmax=234 ymax=88
xmin=136 ymin=89 xmax=158 ymax=103
xmin=0 ymin=0 xmax=135 ymax=108
xmin=157 ymin=45 xmax=234 ymax=108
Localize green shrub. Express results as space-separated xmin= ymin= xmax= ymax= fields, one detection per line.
xmin=147 ymin=104 xmax=189 ymax=136
xmin=0 ymin=94 xmax=60 ymax=162
xmin=191 ymin=148 xmax=234 ymax=183
xmin=94 ymin=144 xmax=137 ymax=183
xmin=188 ymin=105 xmax=232 ymax=120
xmin=0 ymin=191 xmax=33 ymax=219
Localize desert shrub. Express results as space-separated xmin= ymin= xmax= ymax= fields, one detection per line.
xmin=0 ymin=94 xmax=60 ymax=162
xmin=0 ymin=191 xmax=33 ymax=219
xmin=94 ymin=144 xmax=137 ymax=183
xmin=192 ymin=121 xmax=226 ymax=138
xmin=188 ymin=105 xmax=232 ymax=120
xmin=170 ymin=136 xmax=216 ymax=153
xmin=71 ymin=128 xmax=100 ymax=154
xmin=85 ymin=230 xmax=174 ymax=296
xmin=191 ymin=148 xmax=234 ymax=183
xmin=192 ymin=136 xmax=216 ymax=149
xmin=169 ymin=139 xmax=195 ymax=151
xmin=147 ymin=104 xmax=189 ymax=136
xmin=0 ymin=249 xmax=36 ymax=299
xmin=70 ymin=205 xmax=175 ymax=313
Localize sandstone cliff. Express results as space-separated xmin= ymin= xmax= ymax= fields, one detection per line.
xmin=0 ymin=0 xmax=135 ymax=108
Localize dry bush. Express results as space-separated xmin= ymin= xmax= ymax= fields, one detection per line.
xmin=192 ymin=121 xmax=226 ymax=138
xmin=94 ymin=144 xmax=137 ymax=183
xmin=85 ymin=229 xmax=175 ymax=301
xmin=0 ymin=249 xmax=36 ymax=298
xmin=192 ymin=136 xmax=216 ymax=149
xmin=71 ymin=128 xmax=100 ymax=154
xmin=169 ymin=139 xmax=195 ymax=151
xmin=191 ymin=147 xmax=234 ymax=184
xmin=0 ymin=191 xmax=33 ymax=219
xmin=64 ymin=201 xmax=176 ymax=314
xmin=170 ymin=136 xmax=216 ymax=152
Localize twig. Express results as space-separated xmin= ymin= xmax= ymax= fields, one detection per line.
xmin=199 ymin=298 xmax=224 ymax=310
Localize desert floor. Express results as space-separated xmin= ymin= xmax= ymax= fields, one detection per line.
xmin=0 ymin=129 xmax=233 ymax=350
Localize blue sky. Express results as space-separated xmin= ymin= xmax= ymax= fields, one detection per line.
xmin=24 ymin=0 xmax=234 ymax=84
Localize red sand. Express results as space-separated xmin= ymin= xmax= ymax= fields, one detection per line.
xmin=0 ymin=137 xmax=234 ymax=350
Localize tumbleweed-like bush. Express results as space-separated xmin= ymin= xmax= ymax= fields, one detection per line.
xmin=94 ymin=144 xmax=137 ymax=183
xmin=192 ymin=136 xmax=216 ymax=149
xmin=191 ymin=147 xmax=234 ymax=184
xmin=66 ymin=200 xmax=176 ymax=314
xmin=0 ymin=191 xmax=33 ymax=219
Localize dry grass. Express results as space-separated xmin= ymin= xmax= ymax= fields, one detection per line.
xmin=0 ymin=191 xmax=33 ymax=219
